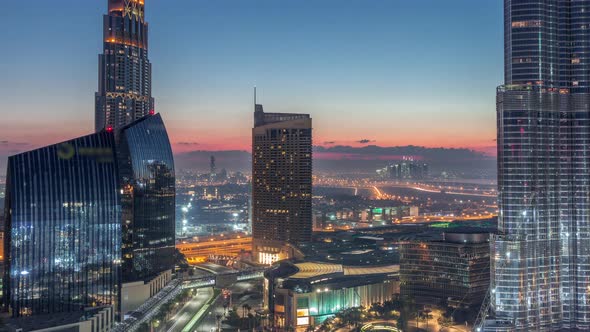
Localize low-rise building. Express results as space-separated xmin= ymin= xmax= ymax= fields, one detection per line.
xmin=6 ymin=306 xmax=114 ymax=332
xmin=265 ymin=261 xmax=399 ymax=331
xmin=399 ymin=232 xmax=490 ymax=307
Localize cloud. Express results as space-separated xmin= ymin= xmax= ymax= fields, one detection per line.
xmin=0 ymin=140 xmax=29 ymax=146
xmin=177 ymin=141 xmax=200 ymax=146
xmin=323 ymin=141 xmax=336 ymax=145
xmin=356 ymin=139 xmax=376 ymax=144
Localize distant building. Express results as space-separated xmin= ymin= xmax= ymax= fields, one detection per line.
xmin=3 ymin=131 xmax=121 ymax=318
xmin=409 ymin=206 xmax=420 ymax=217
xmin=95 ymin=0 xmax=154 ymax=132
xmin=377 ymin=157 xmax=428 ymax=180
xmin=209 ymin=156 xmax=217 ymax=182
xmin=400 ymin=232 xmax=490 ymax=307
xmin=265 ymin=261 xmax=399 ymax=330
xmin=366 ymin=206 xmax=416 ymax=223
xmin=118 ymin=113 xmax=176 ymax=283
xmin=251 ymin=96 xmax=312 ymax=264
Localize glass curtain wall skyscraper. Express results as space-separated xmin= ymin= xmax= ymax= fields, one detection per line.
xmin=493 ymin=1 xmax=590 ymax=330
xmin=95 ymin=0 xmax=154 ymax=132
xmin=118 ymin=114 xmax=176 ymax=282
xmin=3 ymin=132 xmax=121 ymax=317
xmin=252 ymin=100 xmax=313 ymax=265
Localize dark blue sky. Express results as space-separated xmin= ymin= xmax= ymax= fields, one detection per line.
xmin=0 ymin=0 xmax=503 ymax=154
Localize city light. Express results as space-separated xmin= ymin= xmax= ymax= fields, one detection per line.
xmin=3 ymin=0 xmax=574 ymax=331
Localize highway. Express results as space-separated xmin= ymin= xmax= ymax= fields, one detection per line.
xmin=195 ymin=292 xmax=226 ymax=332
xmin=166 ymin=288 xmax=214 ymax=332
xmin=317 ymin=182 xmax=497 ymax=199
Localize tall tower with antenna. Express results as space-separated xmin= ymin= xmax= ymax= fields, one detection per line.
xmin=251 ymin=89 xmax=313 ymax=264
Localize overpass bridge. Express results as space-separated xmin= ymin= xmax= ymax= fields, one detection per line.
xmin=181 ymin=268 xmax=265 ymax=289
xmin=113 ymin=267 xmax=265 ymax=331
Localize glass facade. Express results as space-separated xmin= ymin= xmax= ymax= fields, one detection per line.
xmin=118 ymin=113 xmax=175 ymax=282
xmin=399 ymin=233 xmax=490 ymax=307
xmin=3 ymin=132 xmax=121 ymax=317
xmin=252 ymin=104 xmax=313 ymax=263
xmin=494 ymin=1 xmax=590 ymax=330
xmin=95 ymin=0 xmax=154 ymax=132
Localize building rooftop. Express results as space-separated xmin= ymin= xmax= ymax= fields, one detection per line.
xmin=6 ymin=307 xmax=109 ymax=332
xmin=267 ymin=260 xmax=399 ymax=294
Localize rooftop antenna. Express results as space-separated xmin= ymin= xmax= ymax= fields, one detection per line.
xmin=254 ymin=86 xmax=257 ymax=106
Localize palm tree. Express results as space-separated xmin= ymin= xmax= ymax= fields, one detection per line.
xmin=216 ymin=314 xmax=223 ymax=332
xmin=423 ymin=309 xmax=433 ymax=329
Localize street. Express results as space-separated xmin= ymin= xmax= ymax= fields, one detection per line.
xmin=166 ymin=288 xmax=215 ymax=332
xmin=196 ymin=280 xmax=264 ymax=332
xmin=194 ymin=293 xmax=226 ymax=332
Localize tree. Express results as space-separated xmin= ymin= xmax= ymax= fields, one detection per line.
xmin=393 ymin=295 xmax=416 ymax=331
xmin=246 ymin=304 xmax=252 ymax=315
xmin=216 ymin=314 xmax=223 ymax=332
xmin=137 ymin=322 xmax=150 ymax=332
xmin=224 ymin=309 xmax=242 ymax=327
xmin=248 ymin=313 xmax=255 ymax=330
xmin=397 ymin=315 xmax=406 ymax=330
xmin=417 ymin=310 xmax=434 ymax=330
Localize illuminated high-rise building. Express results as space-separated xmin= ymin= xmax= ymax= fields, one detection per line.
xmin=118 ymin=113 xmax=175 ymax=283
xmin=251 ymin=97 xmax=312 ymax=264
xmin=492 ymin=1 xmax=590 ymax=330
xmin=3 ymin=131 xmax=121 ymax=318
xmin=95 ymin=0 xmax=154 ymax=132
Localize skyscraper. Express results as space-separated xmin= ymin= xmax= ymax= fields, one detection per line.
xmin=118 ymin=113 xmax=176 ymax=283
xmin=251 ymin=98 xmax=313 ymax=265
xmin=3 ymin=131 xmax=121 ymax=317
xmin=95 ymin=0 xmax=154 ymax=132
xmin=492 ymin=1 xmax=590 ymax=330
xmin=210 ymin=155 xmax=217 ymax=182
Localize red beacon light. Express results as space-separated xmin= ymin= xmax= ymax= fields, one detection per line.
xmin=149 ymin=109 xmax=155 ymax=115
xmin=106 ymin=126 xmax=113 ymax=132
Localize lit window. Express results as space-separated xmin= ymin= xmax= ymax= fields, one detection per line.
xmin=297 ymin=317 xmax=309 ymax=326
xmin=512 ymin=20 xmax=541 ymax=28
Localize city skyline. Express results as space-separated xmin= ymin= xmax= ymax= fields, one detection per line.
xmin=0 ymin=1 xmax=515 ymax=331
xmin=0 ymin=0 xmax=502 ymax=167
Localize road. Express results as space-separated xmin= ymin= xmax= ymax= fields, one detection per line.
xmin=196 ymin=280 xmax=264 ymax=332
xmin=195 ymin=262 xmax=236 ymax=275
xmin=166 ymin=288 xmax=214 ymax=332
xmin=409 ymin=308 xmax=471 ymax=332
xmin=195 ymin=293 xmax=226 ymax=332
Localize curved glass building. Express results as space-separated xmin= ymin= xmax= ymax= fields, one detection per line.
xmin=493 ymin=1 xmax=590 ymax=330
xmin=118 ymin=113 xmax=176 ymax=282
xmin=3 ymin=132 xmax=121 ymax=317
